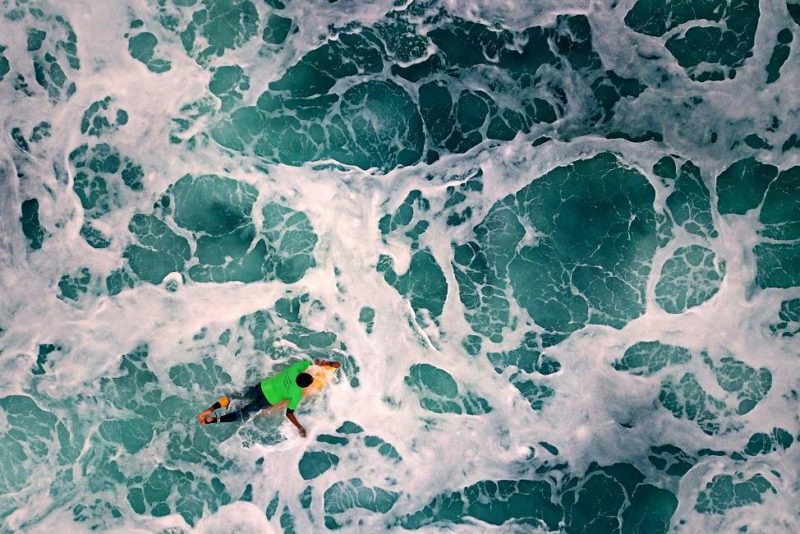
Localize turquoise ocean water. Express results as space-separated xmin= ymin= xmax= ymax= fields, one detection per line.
xmin=1 ymin=0 xmax=799 ymax=531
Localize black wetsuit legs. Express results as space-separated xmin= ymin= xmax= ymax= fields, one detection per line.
xmin=218 ymin=385 xmax=271 ymax=423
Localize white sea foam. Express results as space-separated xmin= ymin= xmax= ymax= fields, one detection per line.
xmin=1 ymin=0 xmax=799 ymax=532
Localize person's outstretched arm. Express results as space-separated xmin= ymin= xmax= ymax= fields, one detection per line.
xmin=313 ymin=359 xmax=341 ymax=368
xmin=286 ymin=410 xmax=306 ymax=437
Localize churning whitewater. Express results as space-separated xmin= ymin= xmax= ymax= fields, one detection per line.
xmin=1 ymin=0 xmax=799 ymax=532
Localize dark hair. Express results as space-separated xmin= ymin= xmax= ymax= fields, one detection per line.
xmin=296 ymin=372 xmax=313 ymax=388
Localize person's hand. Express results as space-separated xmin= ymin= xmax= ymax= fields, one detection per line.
xmin=328 ymin=361 xmax=341 ymax=369
xmin=299 ymin=428 xmax=307 ymax=438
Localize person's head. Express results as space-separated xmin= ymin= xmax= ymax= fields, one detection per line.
xmin=296 ymin=372 xmax=313 ymax=388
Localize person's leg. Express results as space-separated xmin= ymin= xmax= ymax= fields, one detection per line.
xmin=197 ymin=395 xmax=230 ymax=424
xmin=215 ymin=385 xmax=270 ymax=423
xmin=209 ymin=396 xmax=230 ymax=411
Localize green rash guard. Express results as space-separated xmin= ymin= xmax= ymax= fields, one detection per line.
xmin=260 ymin=360 xmax=311 ymax=410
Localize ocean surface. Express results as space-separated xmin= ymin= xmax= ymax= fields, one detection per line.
xmin=1 ymin=0 xmax=799 ymax=532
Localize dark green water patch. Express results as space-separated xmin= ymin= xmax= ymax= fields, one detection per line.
xmin=713 ymin=161 xmax=800 ymax=289
xmin=655 ymin=245 xmax=725 ymax=314
xmin=208 ymin=7 xmax=646 ymax=171
xmin=364 ymin=435 xmax=402 ymax=462
xmin=20 ymin=198 xmax=46 ymax=249
xmin=400 ymin=462 xmax=677 ymax=532
xmin=377 ymin=250 xmax=447 ymax=321
xmin=336 ymin=421 xmax=363 ymax=434
xmin=317 ymin=434 xmax=348 ymax=446
xmin=169 ymin=357 xmax=231 ymax=393
xmin=127 ymin=29 xmax=171 ymax=73
xmin=664 ymin=160 xmax=717 ymax=238
xmin=121 ymin=174 xmax=318 ymax=287
xmin=462 ymin=334 xmax=482 ymax=356
xmin=401 ymin=479 xmax=561 ymax=530
xmin=69 ymin=143 xmax=144 ymax=244
xmin=106 ymin=268 xmax=135 ymax=296
xmin=265 ymin=493 xmax=280 ymax=519
xmin=99 ymin=418 xmax=154 ymax=455
xmin=12 ymin=127 xmax=30 ymax=152
xmin=744 ymin=428 xmax=794 ymax=456
xmin=783 ymin=133 xmax=800 ymax=152
xmin=10 ymin=7 xmax=80 ymax=101
xmin=30 ymin=121 xmax=50 ymax=143
xmin=0 ymin=395 xmax=59 ymax=496
xmin=298 ymin=450 xmax=339 ymax=480
xmin=454 ymin=153 xmax=657 ymax=345
xmin=10 ymin=122 xmax=52 ymax=152
xmin=708 ymin=356 xmax=772 ymax=415
xmin=405 ymin=363 xmax=491 ymax=415
xmin=299 ymin=485 xmax=312 ymax=509
xmin=791 ymin=0 xmax=800 ymax=25
xmin=769 ymin=297 xmax=800 ymax=337
xmin=169 ymin=173 xmax=255 ymax=234
xmin=0 ymin=45 xmax=9 ymax=81
xmin=280 ymin=505 xmax=296 ymax=533
xmin=754 ymin=166 xmax=800 ymax=288
xmin=80 ymin=224 xmax=111 ymax=249
xmin=274 ymin=294 xmax=305 ymax=323
xmin=323 ymin=478 xmax=399 ymax=526
xmin=58 ymin=267 xmax=92 ymax=302
xmin=626 ymin=0 xmax=760 ymax=81
xmin=442 ymin=170 xmax=483 ymax=227
xmin=214 ymin=80 xmax=425 ymax=171
xmin=126 ymin=464 xmax=231 ymax=524
xmin=695 ymin=473 xmax=775 ymax=514
xmin=358 ymin=306 xmax=375 ymax=334
xmin=744 ymin=134 xmax=772 ymax=150
xmin=613 ymin=341 xmax=692 ymax=376
xmin=562 ymin=463 xmax=676 ymax=533
xmin=379 ymin=190 xmax=429 ymax=242
xmin=716 ymin=158 xmax=778 ymax=215
xmin=153 ymin=0 xmax=260 ymax=65
xmin=648 ymin=444 xmax=696 ymax=477
xmin=755 ymin=242 xmax=800 ymax=289
xmin=658 ymin=354 xmax=770 ymax=434
xmin=32 ymin=343 xmax=62 ymax=375
xmin=71 ymin=500 xmax=123 ymax=530
xmin=80 ymin=97 xmax=128 ymax=137
xmin=11 ymin=121 xmax=51 ymax=152
xmin=510 ymin=374 xmax=555 ymax=412
xmin=209 ymin=65 xmax=249 ymax=111
xmin=124 ymin=214 xmax=191 ymax=284
xmin=262 ymin=13 xmax=293 ymax=45
xmin=659 ymin=373 xmax=730 ymax=435
xmin=486 ymin=332 xmax=560 ymax=375
xmin=27 ymin=28 xmax=46 ymax=51
xmin=766 ymin=29 xmax=793 ymax=84
xmin=625 ymin=0 xmax=724 ymax=38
